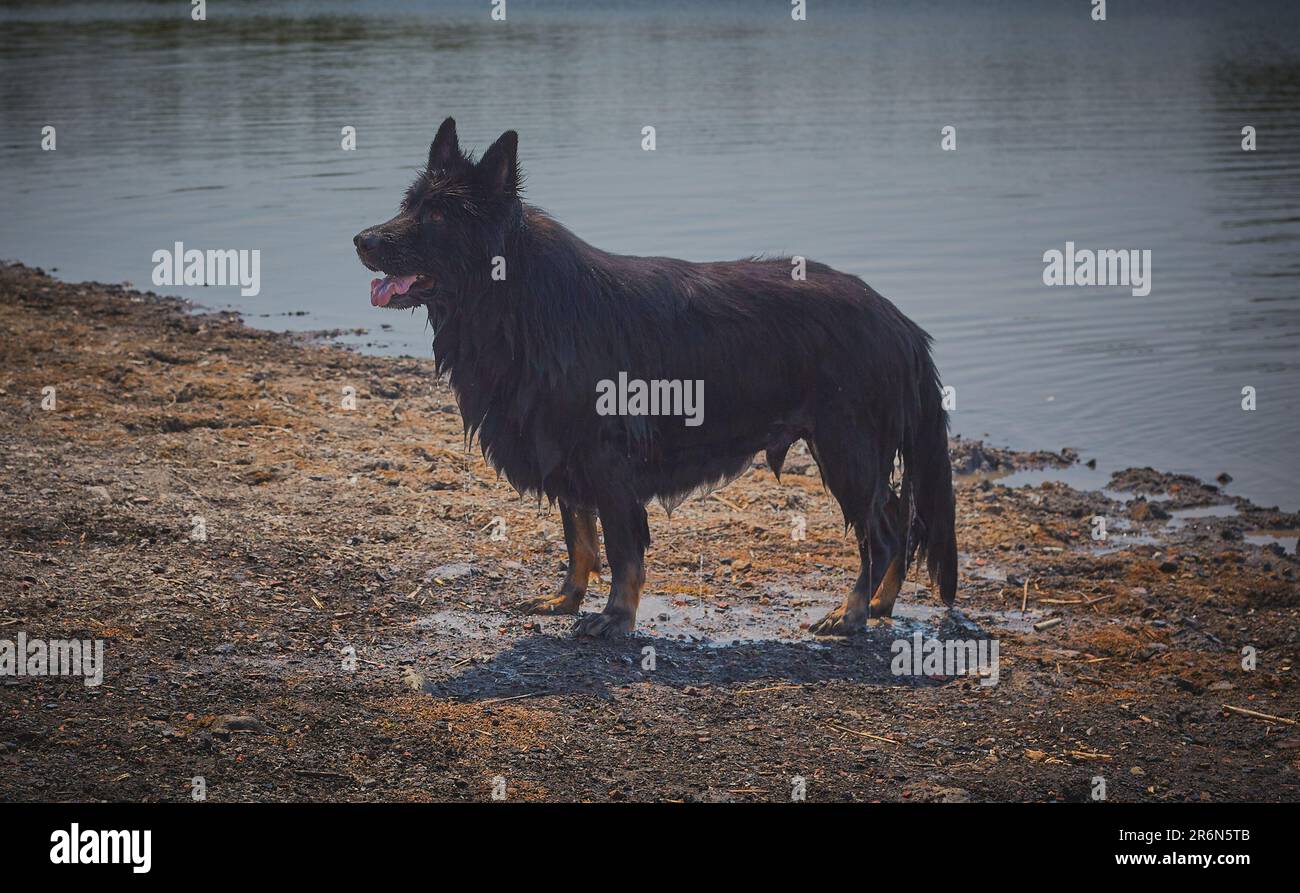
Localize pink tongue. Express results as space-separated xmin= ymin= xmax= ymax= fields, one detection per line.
xmin=369 ymin=274 xmax=420 ymax=307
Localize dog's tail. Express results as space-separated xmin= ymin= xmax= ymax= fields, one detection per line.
xmin=901 ymin=338 xmax=958 ymax=607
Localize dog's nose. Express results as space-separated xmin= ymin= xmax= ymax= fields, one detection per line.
xmin=354 ymin=232 xmax=382 ymax=255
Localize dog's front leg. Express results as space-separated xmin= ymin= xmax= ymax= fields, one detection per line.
xmin=573 ymin=499 xmax=648 ymax=638
xmin=521 ymin=500 xmax=599 ymax=615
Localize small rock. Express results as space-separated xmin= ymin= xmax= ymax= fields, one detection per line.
xmin=1128 ymin=499 xmax=1170 ymax=522
xmin=212 ymin=714 xmax=268 ymax=734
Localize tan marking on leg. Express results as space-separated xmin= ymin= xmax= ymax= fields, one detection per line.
xmin=562 ymin=510 xmax=600 ymax=593
xmin=521 ymin=509 xmax=599 ymax=615
xmin=868 ymin=557 xmax=904 ymax=619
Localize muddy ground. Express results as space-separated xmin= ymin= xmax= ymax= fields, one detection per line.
xmin=1 ymin=261 xmax=1297 ymax=802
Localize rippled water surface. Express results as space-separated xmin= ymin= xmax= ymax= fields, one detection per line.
xmin=3 ymin=0 xmax=1298 ymax=506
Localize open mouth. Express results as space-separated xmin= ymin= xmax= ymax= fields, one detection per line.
xmin=369 ymin=273 xmax=433 ymax=308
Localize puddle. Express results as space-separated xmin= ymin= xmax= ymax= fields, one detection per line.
xmin=634 ymin=590 xmax=832 ymax=645
xmin=893 ymin=601 xmax=1044 ymax=635
xmin=405 ymin=590 xmax=1033 ymax=651
xmin=1166 ymin=504 xmax=1239 ymax=529
xmin=404 ymin=585 xmax=1047 ymax=702
xmin=1244 ymin=529 xmax=1299 ymax=552
xmin=587 ymin=585 xmax=1043 ymax=645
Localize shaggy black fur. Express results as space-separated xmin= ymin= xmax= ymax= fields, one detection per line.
xmin=355 ymin=117 xmax=957 ymax=637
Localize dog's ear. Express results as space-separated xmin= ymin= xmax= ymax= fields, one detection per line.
xmin=428 ymin=117 xmax=460 ymax=170
xmin=476 ymin=130 xmax=519 ymax=197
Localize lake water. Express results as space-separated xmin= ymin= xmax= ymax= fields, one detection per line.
xmin=3 ymin=0 xmax=1298 ymax=508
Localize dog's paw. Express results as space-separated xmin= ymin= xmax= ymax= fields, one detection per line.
xmin=573 ymin=611 xmax=634 ymax=638
xmin=808 ymin=606 xmax=866 ymax=637
xmin=519 ymin=593 xmax=582 ymax=615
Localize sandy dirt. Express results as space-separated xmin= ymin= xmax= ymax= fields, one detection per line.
xmin=1 ymin=261 xmax=1297 ymax=802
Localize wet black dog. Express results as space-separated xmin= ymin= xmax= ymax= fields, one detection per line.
xmin=355 ymin=117 xmax=957 ymax=637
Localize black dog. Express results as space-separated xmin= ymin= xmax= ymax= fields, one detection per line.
xmin=355 ymin=117 xmax=957 ymax=637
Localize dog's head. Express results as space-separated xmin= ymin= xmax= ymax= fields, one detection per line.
xmin=354 ymin=117 xmax=521 ymax=309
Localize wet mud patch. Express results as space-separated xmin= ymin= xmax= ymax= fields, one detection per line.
xmin=413 ymin=584 xmax=1015 ymax=704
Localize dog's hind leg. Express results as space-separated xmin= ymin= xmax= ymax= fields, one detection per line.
xmin=574 ymin=498 xmax=648 ymax=638
xmin=867 ymin=494 xmax=906 ymax=618
xmin=807 ymin=418 xmax=899 ymax=636
xmin=809 ymin=519 xmax=897 ymax=635
xmin=520 ymin=500 xmax=599 ymax=615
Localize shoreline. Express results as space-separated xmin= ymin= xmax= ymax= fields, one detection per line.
xmin=1 ymin=261 xmax=1296 ymax=802
xmin=21 ymin=260 xmax=1295 ymax=516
